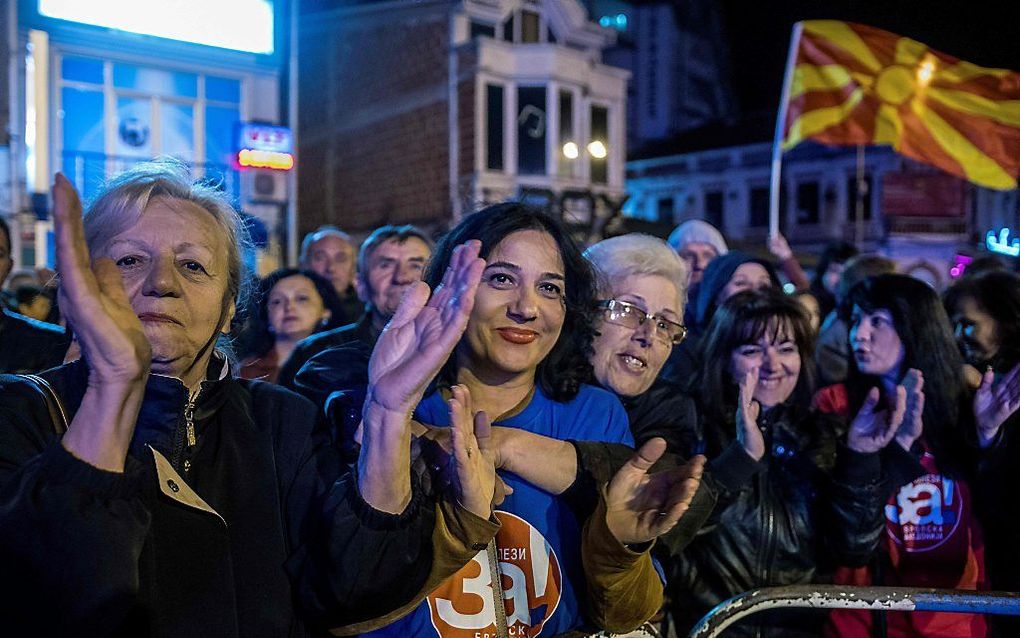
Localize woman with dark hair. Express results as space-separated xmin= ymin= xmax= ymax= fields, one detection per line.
xmin=944 ymin=271 xmax=1020 ymax=634
xmin=239 ymin=268 xmax=343 ymax=383
xmin=668 ymin=289 xmax=899 ymax=637
xmin=815 ymin=273 xmax=1020 ymax=638
xmin=943 ymin=270 xmax=1020 ymax=378
xmin=362 ymin=203 xmax=691 ymax=637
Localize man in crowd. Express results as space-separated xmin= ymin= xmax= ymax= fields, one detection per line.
xmin=667 ymin=220 xmax=728 ymax=326
xmin=300 ymin=226 xmax=363 ymax=323
xmin=0 ymin=217 xmax=69 ymax=373
xmin=278 ymin=224 xmax=433 ymax=394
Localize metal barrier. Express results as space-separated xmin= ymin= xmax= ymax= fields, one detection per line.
xmin=688 ymin=585 xmax=1020 ymax=638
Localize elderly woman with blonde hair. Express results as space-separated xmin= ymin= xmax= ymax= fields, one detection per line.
xmin=0 ymin=161 xmax=499 ymax=637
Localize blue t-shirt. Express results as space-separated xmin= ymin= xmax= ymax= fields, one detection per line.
xmin=364 ymin=383 xmax=632 ymax=638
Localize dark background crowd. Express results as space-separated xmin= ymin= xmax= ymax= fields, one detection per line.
xmin=2 ymin=191 xmax=1020 ymax=638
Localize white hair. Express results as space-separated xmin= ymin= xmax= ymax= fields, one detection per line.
xmin=667 ymin=219 xmax=729 ymax=256
xmin=584 ymin=233 xmax=690 ymax=310
xmin=83 ymin=158 xmax=250 ymax=306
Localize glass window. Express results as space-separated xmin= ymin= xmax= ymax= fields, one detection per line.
xmin=486 ymin=84 xmax=504 ymax=171
xmin=521 ymin=10 xmax=540 ymax=43
xmin=558 ymin=90 xmax=575 ymax=177
xmin=846 ymin=176 xmax=873 ymax=220
xmin=750 ymin=186 xmax=770 ymax=227
xmin=205 ymin=104 xmax=240 ymax=168
xmin=503 ymin=14 xmax=516 ymax=42
xmin=115 ymin=97 xmax=154 ymax=158
xmin=471 ymin=21 xmax=496 ymax=40
xmin=113 ymin=63 xmax=197 ymax=98
xmin=796 ymin=182 xmax=820 ymax=225
xmin=705 ymin=191 xmax=724 ymax=229
xmin=61 ymin=87 xmax=106 ymax=200
xmin=517 ymin=86 xmax=547 ymax=175
xmin=162 ymin=103 xmax=195 ymax=161
xmin=656 ymin=197 xmax=674 ymax=225
xmin=206 ymin=76 xmax=241 ymax=104
xmin=589 ymin=105 xmax=608 ymax=184
xmin=61 ymin=56 xmax=103 ymax=84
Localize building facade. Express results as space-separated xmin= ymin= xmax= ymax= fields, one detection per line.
xmin=583 ymin=0 xmax=737 ymax=153
xmin=626 ymin=141 xmax=1019 ymax=288
xmin=298 ymin=0 xmax=629 ymax=239
xmin=3 ymin=0 xmax=292 ymax=270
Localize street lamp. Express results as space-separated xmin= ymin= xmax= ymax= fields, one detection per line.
xmin=562 ymin=141 xmax=579 ymax=159
xmin=587 ymin=140 xmax=607 ymax=159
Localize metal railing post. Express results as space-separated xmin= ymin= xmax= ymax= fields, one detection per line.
xmin=688 ymin=586 xmax=1020 ymax=638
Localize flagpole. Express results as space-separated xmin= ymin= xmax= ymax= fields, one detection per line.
xmin=769 ymin=21 xmax=804 ymax=240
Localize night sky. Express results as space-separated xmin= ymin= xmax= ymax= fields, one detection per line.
xmin=720 ymin=0 xmax=1020 ymax=115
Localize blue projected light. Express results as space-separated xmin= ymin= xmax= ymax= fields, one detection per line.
xmin=38 ymin=0 xmax=275 ymax=54
xmin=598 ymin=13 xmax=628 ymax=31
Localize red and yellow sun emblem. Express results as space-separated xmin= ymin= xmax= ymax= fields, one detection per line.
xmin=783 ymin=20 xmax=1020 ymax=190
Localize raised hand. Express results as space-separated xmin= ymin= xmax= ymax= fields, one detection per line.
xmin=847 ymin=386 xmax=907 ymax=453
xmin=896 ymin=369 xmax=925 ymax=451
xmin=359 ymin=241 xmax=484 ymax=513
xmin=767 ymin=232 xmax=793 ymax=262
xmin=447 ymin=385 xmax=497 ymax=519
xmin=604 ymin=438 xmax=706 ymax=545
xmin=974 ymin=363 xmax=1020 ymax=448
xmin=736 ymin=368 xmax=765 ymax=460
xmin=52 ymin=173 xmax=150 ymax=385
xmin=366 ymin=241 xmax=484 ymax=414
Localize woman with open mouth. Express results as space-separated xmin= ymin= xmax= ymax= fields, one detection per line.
xmin=816 ymin=274 xmax=1020 ymax=638
xmin=668 ymin=288 xmax=902 ymax=637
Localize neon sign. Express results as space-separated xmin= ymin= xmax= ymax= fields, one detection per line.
xmin=986 ymin=227 xmax=1020 ymax=258
xmin=235 ymin=123 xmax=293 ymax=171
xmin=949 ymin=254 xmax=972 ymax=278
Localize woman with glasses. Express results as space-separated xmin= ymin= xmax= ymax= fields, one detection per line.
xmin=584 ymin=234 xmax=695 ymax=453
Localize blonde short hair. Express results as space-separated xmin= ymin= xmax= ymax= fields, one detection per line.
xmin=83 ymin=159 xmax=250 ymax=306
xmin=584 ymin=233 xmax=690 ymax=311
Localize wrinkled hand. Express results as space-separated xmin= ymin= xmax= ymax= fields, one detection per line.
xmin=974 ymin=363 xmax=1020 ymax=448
xmin=896 ymin=369 xmax=924 ymax=451
xmin=366 ymin=241 xmax=484 ymax=413
xmin=447 ymin=385 xmax=498 ymax=519
xmin=736 ymin=368 xmax=765 ymax=460
xmin=604 ymin=438 xmax=706 ymax=545
xmin=768 ymin=232 xmax=793 ymax=261
xmin=52 ymin=173 xmax=150 ymax=385
xmin=847 ymin=386 xmax=906 ymax=453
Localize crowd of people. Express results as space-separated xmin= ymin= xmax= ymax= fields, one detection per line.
xmin=1 ymin=160 xmax=1019 ymax=638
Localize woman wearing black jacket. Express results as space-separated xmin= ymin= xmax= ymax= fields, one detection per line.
xmin=0 ymin=162 xmax=498 ymax=637
xmin=668 ymin=289 xmax=906 ymax=637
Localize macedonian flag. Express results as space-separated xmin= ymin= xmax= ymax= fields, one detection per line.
xmin=782 ymin=20 xmax=1020 ymax=190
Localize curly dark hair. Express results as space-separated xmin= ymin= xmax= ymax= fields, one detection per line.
xmin=424 ymin=203 xmax=597 ymax=402
xmin=694 ymin=289 xmax=816 ymax=456
xmin=845 ymin=274 xmax=968 ymax=475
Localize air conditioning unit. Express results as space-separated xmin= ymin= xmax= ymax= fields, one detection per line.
xmin=245 ymin=168 xmax=289 ymax=204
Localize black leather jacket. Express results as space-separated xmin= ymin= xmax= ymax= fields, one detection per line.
xmin=668 ymin=402 xmax=886 ymax=637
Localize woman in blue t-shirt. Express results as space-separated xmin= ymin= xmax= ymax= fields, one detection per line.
xmin=366 ymin=203 xmax=692 ymax=638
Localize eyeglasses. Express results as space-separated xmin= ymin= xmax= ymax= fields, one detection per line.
xmin=596 ymin=299 xmax=688 ymax=345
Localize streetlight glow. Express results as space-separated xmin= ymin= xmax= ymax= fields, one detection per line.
xmin=587 ymin=140 xmax=608 ymax=159
xmin=562 ymin=141 xmax=579 ymax=159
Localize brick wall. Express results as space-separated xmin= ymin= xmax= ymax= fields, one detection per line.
xmin=298 ymin=4 xmax=453 ymax=234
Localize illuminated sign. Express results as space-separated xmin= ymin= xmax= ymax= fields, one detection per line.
xmin=949 ymin=254 xmax=972 ymax=278
xmin=235 ymin=123 xmax=293 ymax=171
xmin=986 ymin=227 xmax=1020 ymax=258
xmin=38 ymin=0 xmax=275 ymax=54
